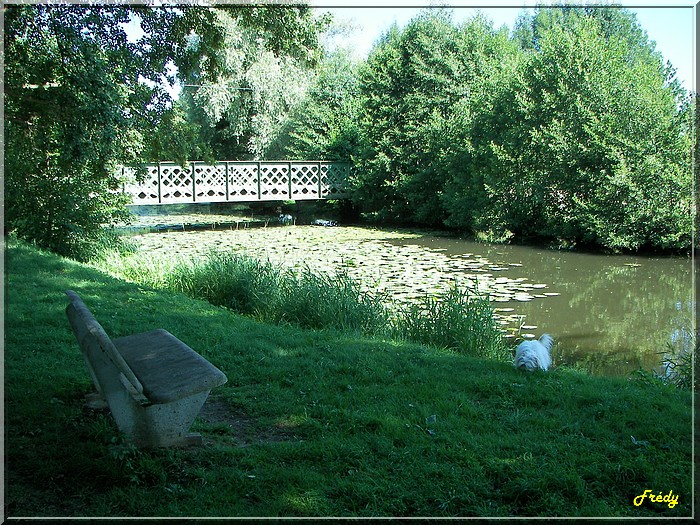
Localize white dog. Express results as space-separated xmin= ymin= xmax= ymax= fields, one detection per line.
xmin=514 ymin=334 xmax=553 ymax=371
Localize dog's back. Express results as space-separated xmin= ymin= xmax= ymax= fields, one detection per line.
xmin=514 ymin=334 xmax=553 ymax=371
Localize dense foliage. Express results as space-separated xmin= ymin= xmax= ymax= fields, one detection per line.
xmin=353 ymin=11 xmax=517 ymax=226
xmin=352 ymin=7 xmax=693 ymax=251
xmin=150 ymin=7 xmax=331 ymax=162
xmin=265 ymin=50 xmax=362 ymax=161
xmin=4 ymin=5 xmax=693 ymax=255
xmin=443 ymin=8 xmax=693 ymax=251
xmin=4 ymin=5 xmax=226 ymax=258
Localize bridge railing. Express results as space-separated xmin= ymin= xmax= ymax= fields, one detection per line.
xmin=122 ymin=161 xmax=351 ymax=205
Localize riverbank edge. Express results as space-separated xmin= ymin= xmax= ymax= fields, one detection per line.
xmin=121 ymin=200 xmax=694 ymax=257
xmin=4 ymin=239 xmax=694 ymax=517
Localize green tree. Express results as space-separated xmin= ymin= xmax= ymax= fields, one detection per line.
xmin=440 ymin=22 xmax=523 ymax=239
xmin=354 ymin=10 xmax=516 ymax=226
xmin=180 ymin=7 xmax=331 ymax=160
xmin=4 ymin=5 xmax=227 ymax=259
xmin=350 ymin=23 xmax=403 ymax=218
xmin=445 ymin=7 xmax=692 ymax=251
xmin=265 ymin=49 xmax=362 ymax=161
xmin=355 ymin=11 xmax=460 ymax=224
xmin=144 ymin=97 xmax=216 ymax=165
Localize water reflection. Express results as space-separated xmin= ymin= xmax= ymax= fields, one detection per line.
xmin=392 ymin=236 xmax=694 ymax=377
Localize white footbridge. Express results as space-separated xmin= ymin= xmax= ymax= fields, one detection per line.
xmin=122 ymin=161 xmax=350 ymax=205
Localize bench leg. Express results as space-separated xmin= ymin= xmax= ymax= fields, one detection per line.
xmin=84 ymin=391 xmax=109 ymax=410
xmin=132 ymin=391 xmax=212 ymax=448
xmin=95 ymin=381 xmax=213 ymax=447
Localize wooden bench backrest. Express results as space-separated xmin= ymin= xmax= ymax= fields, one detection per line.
xmin=65 ymin=290 xmax=144 ymax=396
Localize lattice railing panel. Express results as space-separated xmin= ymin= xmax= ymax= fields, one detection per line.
xmin=259 ymin=163 xmax=290 ymax=200
xmin=122 ymin=166 xmax=160 ymax=205
xmin=159 ymin=163 xmax=194 ymax=203
xmin=320 ymin=163 xmax=351 ymax=199
xmin=228 ymin=163 xmax=259 ymax=199
xmin=195 ymin=163 xmax=227 ymax=202
xmin=291 ymin=163 xmax=320 ymax=199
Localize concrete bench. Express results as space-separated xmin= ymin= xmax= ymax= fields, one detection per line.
xmin=65 ymin=290 xmax=227 ymax=447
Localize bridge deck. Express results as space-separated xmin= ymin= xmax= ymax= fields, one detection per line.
xmin=122 ymin=161 xmax=350 ymax=205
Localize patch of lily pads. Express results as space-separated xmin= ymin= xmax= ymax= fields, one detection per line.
xmin=130 ymin=224 xmax=558 ymax=339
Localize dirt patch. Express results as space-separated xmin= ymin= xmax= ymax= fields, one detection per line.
xmin=198 ymin=398 xmax=298 ymax=447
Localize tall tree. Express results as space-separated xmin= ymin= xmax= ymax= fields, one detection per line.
xmin=354 ymin=10 xmax=515 ymax=225
xmin=179 ymin=7 xmax=331 ymax=160
xmin=446 ymin=8 xmax=692 ymax=250
xmin=4 ymin=5 xmax=227 ymax=259
xmin=265 ymin=49 xmax=362 ymax=161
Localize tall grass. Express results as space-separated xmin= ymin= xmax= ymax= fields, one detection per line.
xmin=394 ymin=283 xmax=508 ymax=360
xmin=659 ymin=343 xmax=695 ymax=390
xmin=96 ymin=248 xmax=507 ymax=359
xmin=167 ymin=252 xmax=284 ymax=317
xmin=270 ymin=266 xmax=392 ymax=333
xmin=97 ymin=247 xmax=178 ymax=289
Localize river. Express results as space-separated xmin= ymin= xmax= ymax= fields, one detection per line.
xmin=127 ymin=223 xmax=694 ymax=377
xmin=393 ymin=235 xmax=694 ymax=377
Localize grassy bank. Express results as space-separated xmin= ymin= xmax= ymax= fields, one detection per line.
xmin=4 ymin=240 xmax=694 ymax=518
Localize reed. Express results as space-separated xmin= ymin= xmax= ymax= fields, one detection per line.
xmin=97 ymin=249 xmax=507 ymax=359
xmin=270 ymin=266 xmax=392 ymax=333
xmin=392 ymin=283 xmax=509 ymax=360
xmin=166 ymin=252 xmax=284 ymax=317
xmin=660 ymin=342 xmax=695 ymax=390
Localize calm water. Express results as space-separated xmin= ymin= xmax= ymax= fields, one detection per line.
xmin=394 ymin=236 xmax=695 ymax=376
xmin=131 ymin=224 xmax=695 ymax=377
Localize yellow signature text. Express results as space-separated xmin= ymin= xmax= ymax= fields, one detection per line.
xmin=633 ymin=489 xmax=679 ymax=509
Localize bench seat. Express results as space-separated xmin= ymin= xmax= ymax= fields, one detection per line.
xmin=114 ymin=329 xmax=227 ymax=404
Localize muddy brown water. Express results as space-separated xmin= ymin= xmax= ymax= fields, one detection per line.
xmin=128 ymin=224 xmax=694 ymax=377
xmin=393 ymin=235 xmax=694 ymax=377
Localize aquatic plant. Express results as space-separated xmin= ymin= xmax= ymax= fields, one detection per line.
xmin=659 ymin=344 xmax=695 ymax=390
xmin=270 ymin=265 xmax=391 ymax=333
xmin=393 ymin=282 xmax=509 ymax=360
xmin=96 ymin=248 xmax=507 ymax=359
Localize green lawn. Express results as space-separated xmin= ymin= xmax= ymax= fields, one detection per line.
xmin=4 ymin=240 xmax=693 ymax=518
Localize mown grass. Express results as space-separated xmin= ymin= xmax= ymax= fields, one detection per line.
xmin=4 ymin=240 xmax=694 ymax=518
xmin=94 ymin=248 xmax=509 ymax=360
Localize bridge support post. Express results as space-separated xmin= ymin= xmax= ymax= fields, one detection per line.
xmin=225 ymin=162 xmax=230 ymax=202
xmin=157 ymin=163 xmax=162 ymax=204
xmin=318 ymin=161 xmax=322 ymax=198
xmin=191 ymin=162 xmax=197 ymax=202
